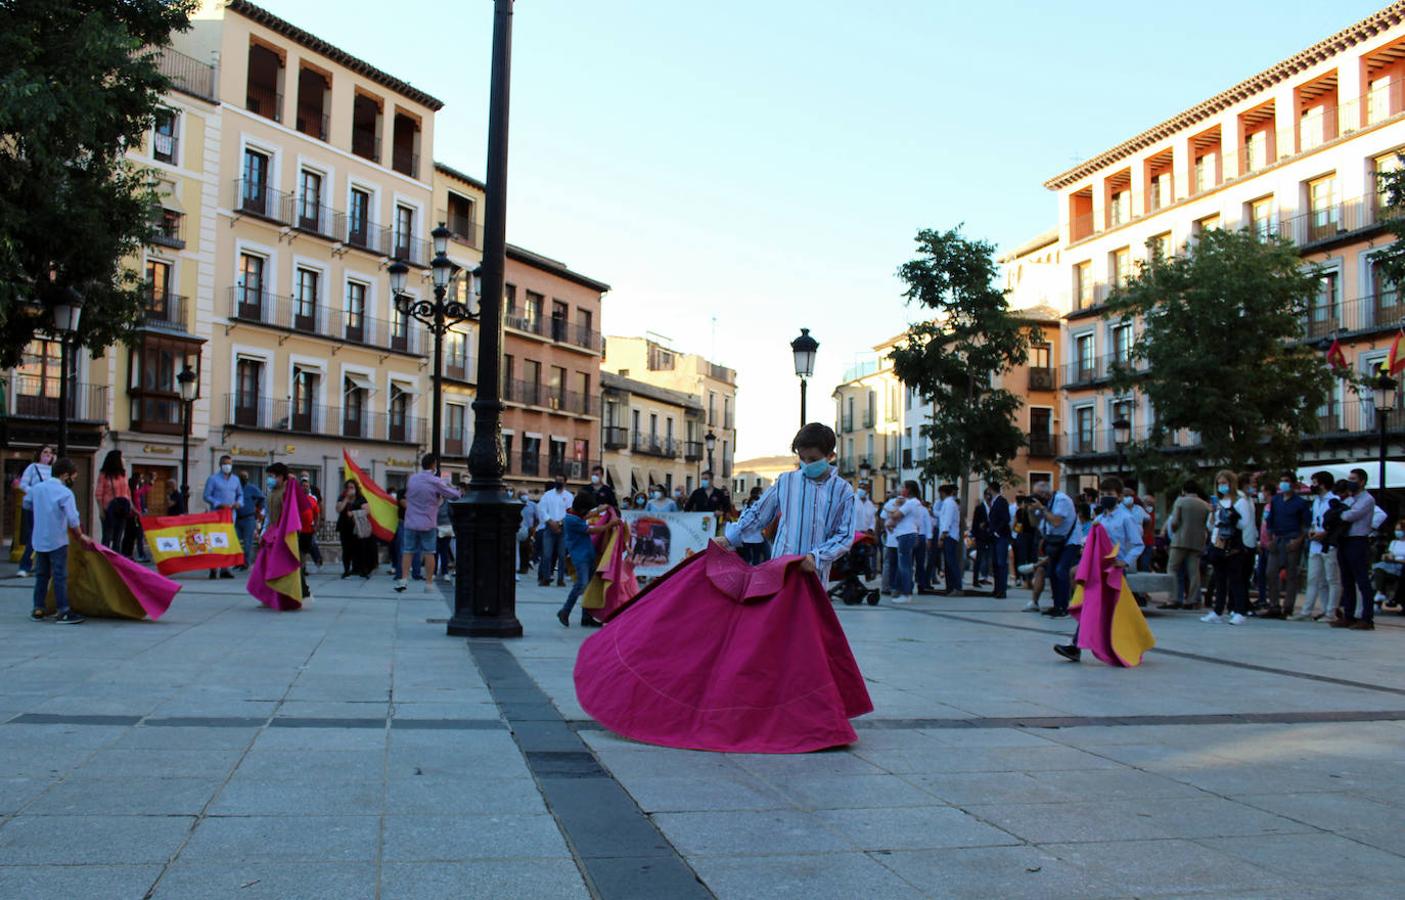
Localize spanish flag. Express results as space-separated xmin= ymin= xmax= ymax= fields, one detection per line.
xmin=342 ymin=450 xmax=397 ymax=541
xmin=1388 ymin=330 xmax=1405 ymax=377
xmin=141 ymin=509 xmax=245 ymax=575
xmin=1069 ymin=523 xmax=1155 ymax=667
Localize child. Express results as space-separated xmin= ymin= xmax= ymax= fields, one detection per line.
xmin=557 ymin=493 xmax=614 ymax=628
xmin=717 ymin=423 xmax=854 ymax=580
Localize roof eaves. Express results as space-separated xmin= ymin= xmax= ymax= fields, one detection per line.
xmin=506 ymin=243 xmax=611 ymax=293
xmin=434 ymin=161 xmax=487 ymax=192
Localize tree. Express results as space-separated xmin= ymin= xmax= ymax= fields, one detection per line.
xmin=1103 ymin=227 xmax=1332 ymax=478
xmin=0 ymin=0 xmax=196 ymax=368
xmin=888 ymin=226 xmax=1036 ymax=490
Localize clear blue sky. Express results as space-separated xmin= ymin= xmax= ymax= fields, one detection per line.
xmin=256 ymin=0 xmax=1387 ymax=458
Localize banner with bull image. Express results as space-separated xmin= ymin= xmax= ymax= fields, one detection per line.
xmin=620 ymin=511 xmax=716 ymax=578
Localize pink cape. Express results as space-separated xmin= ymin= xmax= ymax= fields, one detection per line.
xmin=44 ymin=531 xmax=179 ymax=620
xmin=1070 ymin=522 xmax=1156 ymax=667
xmin=245 ymin=481 xmax=306 ymax=611
xmin=574 ymin=543 xmax=873 ymax=753
xmin=586 ymin=508 xmax=639 ymax=623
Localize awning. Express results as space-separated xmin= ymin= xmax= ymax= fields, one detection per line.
xmin=607 ymin=465 xmax=625 ymax=490
xmin=1298 ymin=461 xmax=1405 ymax=489
xmin=390 ymin=382 xmax=418 ymax=396
xmin=344 ymin=373 xmax=374 ymax=393
xmin=647 ymin=470 xmax=661 ymax=488
xmin=630 ymin=467 xmax=642 ymax=493
xmin=157 ymin=178 xmax=183 ymax=213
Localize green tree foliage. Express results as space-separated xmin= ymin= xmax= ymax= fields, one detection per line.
xmin=888 ymin=226 xmax=1035 ymax=487
xmin=0 ymin=0 xmax=196 ymax=367
xmin=1372 ymin=158 xmax=1405 ymax=290
xmin=1104 ymin=228 xmax=1332 ymax=478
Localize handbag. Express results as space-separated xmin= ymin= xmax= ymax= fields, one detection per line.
xmin=351 ymin=507 xmax=373 ymax=539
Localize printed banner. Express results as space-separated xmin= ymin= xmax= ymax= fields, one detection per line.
xmin=621 ymin=511 xmax=716 ymax=578
xmin=140 ymin=509 xmax=245 ymax=575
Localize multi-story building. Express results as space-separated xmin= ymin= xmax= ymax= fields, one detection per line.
xmin=832 ymin=337 xmax=905 ymax=498
xmin=1043 ymin=1 xmax=1405 ymax=493
xmin=730 ymin=455 xmax=798 ymax=498
xmin=499 ymin=245 xmax=608 ymax=493
xmin=430 ymin=162 xmax=486 ymax=482
xmin=599 ymin=372 xmax=704 ymax=498
xmin=603 ymin=336 xmax=737 ymax=485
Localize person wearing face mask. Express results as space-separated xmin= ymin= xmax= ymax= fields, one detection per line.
xmin=1333 ymin=468 xmax=1378 ymax=630
xmin=685 ymin=469 xmax=732 ymax=517
xmin=631 ymin=492 xmax=647 ymax=509
xmin=882 ymin=480 xmax=925 ymax=603
xmin=26 ymin=457 xmax=91 ymax=623
xmin=737 ymin=485 xmax=770 ymax=565
xmin=852 ymin=481 xmax=877 ymax=536
xmin=1259 ymin=470 xmax=1311 ymax=620
xmin=716 ymin=424 xmax=854 ymax=582
xmin=1300 ymin=471 xmax=1343 ymax=622
xmin=200 ymin=454 xmax=244 ymax=580
xmin=1054 ymin=476 xmax=1144 ymax=662
xmin=516 ymin=491 xmax=538 ymax=575
xmin=15 ymin=444 xmax=55 ymax=577
xmin=987 ymin=484 xmax=1013 ymax=599
xmin=589 ymin=465 xmax=618 ymax=510
xmin=536 ymin=477 xmax=574 ymax=587
xmin=1369 ymin=523 xmax=1405 ymax=608
xmin=645 ymin=484 xmax=678 ymax=513
xmin=1119 ymin=489 xmax=1151 ymax=573
xmin=1163 ymin=481 xmax=1211 ymax=610
xmin=1200 ymin=470 xmax=1258 ymax=625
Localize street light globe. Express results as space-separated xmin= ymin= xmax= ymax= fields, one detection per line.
xmin=387 ymin=260 xmax=409 ymax=297
xmin=1112 ymin=415 xmax=1132 ymax=446
xmin=432 ymin=222 xmax=452 ymax=257
xmin=1373 ymin=366 xmax=1398 ymax=414
xmin=177 ymin=364 xmax=198 ymax=403
xmin=431 ymin=253 xmax=453 ymax=290
xmin=791 ymin=327 xmax=818 ymax=378
xmin=705 ymin=430 xmax=717 ymax=453
xmin=52 ymin=286 xmax=83 ymax=335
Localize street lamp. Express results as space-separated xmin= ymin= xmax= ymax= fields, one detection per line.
xmin=52 ymin=288 xmax=83 ymax=458
xmin=447 ymin=0 xmax=522 ymax=638
xmin=1372 ymin=366 xmax=1398 ymax=493
xmin=705 ymin=429 xmax=717 ymax=474
xmin=859 ymin=460 xmax=872 ymax=483
xmin=791 ymin=327 xmax=818 ymax=429
xmin=177 ymin=364 xmax=198 ymax=511
xmin=1111 ymin=414 xmax=1131 ymax=478
xmin=390 ymin=223 xmax=476 ymax=477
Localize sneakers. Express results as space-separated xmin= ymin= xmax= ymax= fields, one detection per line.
xmin=1200 ymin=610 xmax=1221 ymax=623
xmin=423 ymin=582 xmax=435 ymax=594
xmin=890 ymin=595 xmax=911 ymax=604
xmin=556 ymin=609 xmax=570 ymax=627
xmin=16 ymin=568 xmax=30 ymax=578
xmin=1022 ymin=601 xmax=1040 ymax=612
xmin=1053 ymin=644 xmax=1081 ymax=662
xmin=1227 ymin=612 xmax=1247 ymax=626
xmin=54 ymin=611 xmax=86 ymax=624
xmin=30 ymin=608 xmax=48 ymax=621
xmin=1349 ymin=620 xmax=1375 ymax=631
xmin=393 ymin=579 xmax=407 ymax=593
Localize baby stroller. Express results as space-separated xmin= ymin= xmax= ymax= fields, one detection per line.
xmin=829 ymin=532 xmax=881 ymax=606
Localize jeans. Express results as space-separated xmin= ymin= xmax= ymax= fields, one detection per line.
xmin=1168 ymin=547 xmax=1202 ymax=606
xmin=437 ymin=533 xmax=454 ymax=578
xmin=913 ymin=537 xmax=929 ymax=591
xmin=740 ymin=542 xmax=768 ymax=566
xmin=390 ymin=526 xmax=403 ymax=578
xmin=235 ymin=516 xmax=256 ymax=567
xmin=992 ymin=535 xmax=1010 ymax=595
xmin=32 ymin=546 xmax=70 ymax=613
xmin=560 ymin=551 xmax=594 ymax=617
xmin=18 ymin=508 xmax=34 ymax=571
xmin=942 ymin=535 xmax=964 ymax=593
xmin=102 ymin=507 xmax=127 ymax=554
xmin=894 ymin=533 xmax=917 ymax=595
xmin=974 ymin=541 xmax=991 ymax=581
xmin=882 ymin=546 xmax=897 ymax=591
xmin=1254 ymin=549 xmax=1268 ymax=605
xmin=1337 ymin=537 xmax=1373 ymax=622
xmin=1048 ymin=541 xmax=1076 ymax=613
xmin=1265 ymin=535 xmax=1303 ymax=614
xmin=1302 ymin=551 xmax=1340 ymax=618
xmin=538 ymin=528 xmax=567 ymax=583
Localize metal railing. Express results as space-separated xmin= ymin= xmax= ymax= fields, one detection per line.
xmin=602 ymin=426 xmax=628 ymax=449
xmin=233 ymin=178 xmax=291 ymax=224
xmin=150 ymin=210 xmax=184 ymax=249
xmin=1026 ymin=432 xmax=1058 ymax=458
xmin=143 ymin=289 xmax=186 ymax=331
xmin=295 ymin=110 xmax=329 ymax=141
xmin=223 ymin=394 xmax=425 ymax=444
xmin=154 ymin=47 xmax=216 ymax=101
xmin=1062 ymin=352 xmax=1148 ymax=389
xmin=392 ymin=148 xmax=419 ymax=178
xmin=1028 ymin=367 xmax=1056 ymax=391
xmin=351 ymin=131 xmax=380 ymax=163
xmin=286 ymin=195 xmax=339 ymax=239
xmin=387 ymin=229 xmax=432 ymax=268
xmin=683 ymin=440 xmax=704 ymax=461
xmin=709 ymin=362 xmax=736 ymax=383
xmin=862 ymin=410 xmax=876 ymax=428
xmin=504 ymin=311 xmax=602 ymax=352
xmin=226 ymin=287 xmax=424 ymax=355
xmin=6 ymin=376 xmax=106 ymax=422
xmin=1304 ymin=291 xmax=1405 ymax=339
xmin=343 ymin=215 xmax=384 ymax=254
xmin=246 ymin=90 xmax=282 ymax=123
xmin=437 ymin=208 xmax=482 ymax=248
xmin=631 ymin=435 xmax=678 ymax=458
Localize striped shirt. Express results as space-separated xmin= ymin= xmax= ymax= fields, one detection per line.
xmin=725 ymin=467 xmax=855 ymax=581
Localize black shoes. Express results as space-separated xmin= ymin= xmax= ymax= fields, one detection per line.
xmin=219 ymin=569 xmax=235 ymax=579
xmin=55 ymin=611 xmax=86 ymax=624
xmin=580 ymin=616 xmax=602 ymax=628
xmin=556 ymin=609 xmax=570 ymax=627
xmin=1053 ymin=643 xmax=1081 ymax=662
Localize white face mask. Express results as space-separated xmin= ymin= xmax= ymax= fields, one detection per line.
xmin=221 ymin=464 xmax=233 ymax=475
xmin=591 ymin=475 xmax=601 ymax=484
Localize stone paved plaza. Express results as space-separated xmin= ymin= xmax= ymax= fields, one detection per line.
xmin=1 ymin=566 xmax=1403 ymax=899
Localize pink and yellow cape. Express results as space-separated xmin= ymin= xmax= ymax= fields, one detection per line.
xmin=246 ymin=481 xmax=306 ymax=611
xmin=1070 ymin=523 xmax=1156 ymax=667
xmin=580 ymin=507 xmax=639 ymax=622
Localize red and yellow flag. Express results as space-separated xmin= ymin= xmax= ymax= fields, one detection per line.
xmin=1388 ymin=330 xmax=1405 ymax=377
xmin=1325 ymin=338 xmax=1348 ymax=372
xmin=342 ymin=450 xmax=397 ymax=541
xmin=140 ymin=509 xmax=244 ymax=575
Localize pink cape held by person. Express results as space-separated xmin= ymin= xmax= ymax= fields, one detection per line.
xmin=246 ymin=479 xmax=306 ymax=611
xmin=574 ymin=542 xmax=873 ymax=753
xmin=1069 ymin=522 xmax=1156 ymax=667
xmin=581 ymin=506 xmax=639 ymax=623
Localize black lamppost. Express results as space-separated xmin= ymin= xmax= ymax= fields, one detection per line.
xmin=1371 ymin=367 xmax=1398 ymax=494
xmin=705 ymin=429 xmax=717 ymax=474
xmin=389 ymin=224 xmax=475 ymax=474
xmin=791 ymin=327 xmax=818 ymax=428
xmin=859 ymin=460 xmax=872 ymax=483
xmin=1112 ymin=414 xmax=1131 ymax=480
xmin=52 ymin=288 xmax=83 ymax=457
xmin=177 ymin=364 xmax=198 ymax=510
xmin=447 ymin=0 xmax=522 ymax=638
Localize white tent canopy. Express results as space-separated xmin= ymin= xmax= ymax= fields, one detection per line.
xmin=1296 ymin=461 xmax=1405 ymax=489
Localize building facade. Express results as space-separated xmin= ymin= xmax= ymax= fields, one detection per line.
xmin=731 ymin=455 xmax=797 ymax=498
xmin=603 ymin=336 xmax=737 ymax=483
xmin=599 ymin=372 xmax=704 ymax=498
xmin=1043 ymin=1 xmax=1405 ymax=493
xmin=832 ymin=339 xmax=905 ymax=499
xmin=430 ymin=162 xmax=486 ymax=483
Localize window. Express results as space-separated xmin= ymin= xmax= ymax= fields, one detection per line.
xmin=549 ymin=365 xmax=566 ymax=408
xmin=726 ymin=394 xmax=735 ymax=428
xmin=1375 ymin=151 xmax=1403 ymax=215
xmin=1245 ymin=130 xmax=1269 ymax=172
xmin=1075 ymin=261 xmax=1094 ymax=309
xmin=1192 ymin=215 xmax=1219 ymax=241
xmin=344 ymin=281 xmax=367 ymax=341
xmin=523 ymin=360 xmax=541 ymax=405
xmin=1299 ymin=105 xmax=1326 ymax=152
xmin=1030 ymin=342 xmax=1051 ymax=369
xmin=235 ymin=357 xmax=263 ymax=426
xmin=577 ymin=307 xmax=594 ymax=346
xmin=348 ymin=187 xmax=371 ymax=247
xmin=525 ymin=291 xmax=543 ymax=331
xmin=153 ymin=109 xmax=177 ymax=164
xmin=1374 ymin=262 xmax=1399 ymax=325
xmin=1193 ymin=150 xmax=1218 ymax=194
xmin=504 ymin=283 xmax=517 ymax=316
xmin=1109 ymin=247 xmax=1130 ymax=289
xmin=632 ymin=408 xmax=641 ymax=437
xmin=1112 ymin=323 xmax=1133 ymax=363
xmin=294 ymin=267 xmax=319 ymax=329
xmin=1148 ymin=231 xmax=1172 ymax=261
xmin=292 ymin=365 xmax=320 ymax=431
xmin=1247 ymin=197 xmax=1274 ymax=241
xmin=708 ymin=391 xmax=717 ymax=425
xmin=1149 ymin=173 xmax=1170 ymax=211
xmin=391 ymin=304 xmax=410 ymax=351
xmin=128 ymin=335 xmax=195 ymax=433
xmin=865 ymin=389 xmax=876 ymax=426
xmin=389 ymin=386 xmax=411 ymax=441
xmin=1111 ymin=398 xmax=1135 ymax=438
xmin=1075 ymin=406 xmax=1095 ymax=452
xmin=445 ymin=329 xmax=468 ymax=377
xmin=521 ymin=436 xmax=541 ymax=475
xmin=1075 ymin=333 xmax=1095 ymax=379
xmin=237 ymin=253 xmax=265 ymax=319
xmin=394 ymin=205 xmax=414 ymax=259
xmin=446 ymin=193 xmax=475 ymax=243
xmin=1308 ymin=272 xmax=1339 ymax=338
xmin=649 ymin=413 xmax=658 ymax=439
xmin=298 ymin=170 xmax=323 ymax=232
xmin=343 ymin=375 xmax=369 ymax=438
xmin=1307 ymin=175 xmax=1338 ymax=240
xmin=1108 ymin=189 xmax=1129 ymax=227
xmin=551 ymin=300 xmax=568 ymax=342
xmin=446 ymin=403 xmax=466 ymax=455
xmin=145 ymin=259 xmax=172 ymax=312
xmin=241 ymin=149 xmax=269 ymax=214
xmin=1369 ymin=75 xmax=1394 ymax=125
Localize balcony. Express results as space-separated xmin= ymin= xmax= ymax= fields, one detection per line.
xmin=233 ymin=178 xmax=291 ymax=225
xmin=388 ymin=230 xmax=432 ymax=268
xmin=437 ymin=208 xmax=481 ymax=248
xmin=351 ymin=132 xmax=380 ymax=164
xmin=683 ymin=440 xmax=704 ymax=461
xmin=1278 ymin=194 xmax=1381 ymax=248
xmin=226 ymin=287 xmax=425 ymax=355
xmin=862 ymin=410 xmax=876 ymax=429
xmin=1028 ymin=367 xmax=1056 ymax=391
xmin=443 ymin=355 xmax=473 ymax=384
xmin=631 ymin=435 xmax=678 ymax=458
xmin=503 ymin=312 xmax=602 ymax=353
xmin=1061 ymin=353 xmax=1146 ymax=390
xmin=5 ymin=376 xmax=106 ymax=422
xmin=506 ymin=451 xmax=543 ymax=478
xmin=841 ymin=414 xmax=854 ymax=433
xmin=1026 ymin=432 xmax=1058 ymax=458
xmin=295 ymin=110 xmax=329 ymax=142
xmin=223 ymin=395 xmax=425 ymax=444
xmin=286 ymin=195 xmax=339 ymax=240
xmin=150 ymin=210 xmax=184 ymax=249
xmin=1298 ymin=291 xmax=1405 ymax=341
xmin=503 ymin=380 xmax=594 ymax=415
xmin=392 ymin=149 xmax=419 ymax=179
xmin=503 ymin=378 xmax=541 ymax=407
xmin=603 ymin=426 xmax=628 ymax=449
xmin=154 ymin=46 xmax=216 ymax=102
xmin=245 ymin=91 xmax=282 ymax=124
xmin=343 ymin=215 xmax=385 ymax=255
xmin=128 ymin=390 xmax=183 ymax=435
xmin=548 ymin=458 xmax=593 ymax=480
xmin=143 ymin=289 xmax=187 ymax=331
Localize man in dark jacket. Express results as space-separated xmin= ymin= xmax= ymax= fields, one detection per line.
xmin=988 ymin=485 xmax=1012 ymax=598
xmin=588 ymin=465 xmax=618 ymax=510
xmin=685 ymin=469 xmax=731 ymax=516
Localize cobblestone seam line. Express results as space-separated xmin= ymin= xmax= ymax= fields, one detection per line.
xmin=465 ymin=640 xmax=714 ymax=900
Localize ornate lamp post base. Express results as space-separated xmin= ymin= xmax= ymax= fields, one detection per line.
xmin=447 ymin=487 xmax=523 ymax=638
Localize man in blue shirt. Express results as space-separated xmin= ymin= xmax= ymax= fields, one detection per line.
xmin=202 ymin=455 xmax=243 ymax=580
xmin=1055 ymin=476 xmax=1143 ymax=662
xmin=1029 ymin=481 xmax=1078 ymax=617
xmin=28 ymin=458 xmax=91 ymax=624
xmin=556 ymin=493 xmax=611 ymax=628
xmin=235 ymin=469 xmax=264 ymax=571
xmin=1261 ymin=469 xmax=1311 ymax=620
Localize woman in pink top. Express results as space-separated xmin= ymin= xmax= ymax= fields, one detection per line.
xmin=96 ymin=450 xmax=132 ymax=553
